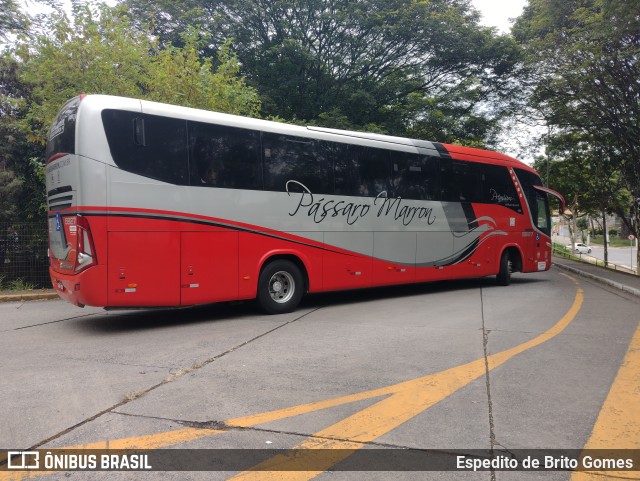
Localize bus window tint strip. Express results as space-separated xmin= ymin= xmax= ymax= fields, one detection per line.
xmin=101 ymin=108 xmax=522 ymax=211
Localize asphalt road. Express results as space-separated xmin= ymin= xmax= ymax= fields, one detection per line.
xmin=1 ymin=267 xmax=639 ymax=480
xmin=557 ymin=235 xmax=638 ymax=270
xmin=583 ymin=245 xmax=637 ymax=270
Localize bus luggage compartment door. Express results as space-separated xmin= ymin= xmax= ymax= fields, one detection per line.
xmin=107 ymin=231 xmax=180 ymax=307
xmin=372 ymin=232 xmax=416 ymax=285
xmin=180 ymin=231 xmax=239 ymax=305
xmin=322 ymin=232 xmax=372 ymax=291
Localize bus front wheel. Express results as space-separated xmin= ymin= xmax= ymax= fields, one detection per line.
xmin=496 ymin=251 xmax=512 ymax=286
xmin=257 ymin=260 xmax=304 ymax=314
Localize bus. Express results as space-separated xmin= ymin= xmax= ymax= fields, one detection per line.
xmin=46 ymin=95 xmax=566 ymax=314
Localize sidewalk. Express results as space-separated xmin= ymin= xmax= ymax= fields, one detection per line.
xmin=1 ymin=257 xmax=639 ymax=303
xmin=552 ymin=255 xmax=640 ymax=298
xmin=0 ymin=288 xmax=59 ymax=303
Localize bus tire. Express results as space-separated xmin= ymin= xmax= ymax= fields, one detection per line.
xmin=496 ymin=251 xmax=512 ymax=286
xmin=257 ymin=260 xmax=304 ymax=314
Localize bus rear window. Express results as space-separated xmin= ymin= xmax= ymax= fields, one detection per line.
xmin=48 ymin=215 xmax=69 ymax=260
xmin=46 ymin=97 xmax=80 ymax=162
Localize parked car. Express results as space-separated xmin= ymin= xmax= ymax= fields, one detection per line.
xmin=567 ymin=243 xmax=592 ymax=254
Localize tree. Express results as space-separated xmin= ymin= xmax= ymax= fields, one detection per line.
xmin=0 ymin=0 xmax=24 ymax=41
xmin=146 ymin=33 xmax=261 ymax=117
xmin=0 ymin=2 xmax=260 ymax=222
xmin=514 ymin=0 xmax=640 ymax=272
xmin=124 ymin=0 xmax=522 ymax=145
xmin=1 ymin=53 xmax=47 ymax=224
xmin=14 ymin=4 xmax=260 ymax=143
xmin=534 ymin=132 xmax=630 ymax=265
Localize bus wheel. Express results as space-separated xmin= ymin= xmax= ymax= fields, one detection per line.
xmin=257 ymin=260 xmax=304 ymax=314
xmin=496 ymin=251 xmax=512 ymax=286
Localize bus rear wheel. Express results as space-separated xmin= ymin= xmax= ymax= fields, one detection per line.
xmin=257 ymin=260 xmax=304 ymax=314
xmin=496 ymin=251 xmax=512 ymax=286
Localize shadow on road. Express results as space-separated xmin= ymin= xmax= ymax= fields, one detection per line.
xmin=71 ymin=274 xmax=546 ymax=334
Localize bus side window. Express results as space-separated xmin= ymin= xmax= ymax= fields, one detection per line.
xmin=357 ymin=146 xmax=391 ymax=197
xmin=330 ymin=142 xmax=356 ymax=196
xmin=102 ymin=110 xmax=189 ymax=185
xmin=440 ymin=159 xmax=482 ymax=203
xmin=479 ymin=164 xmax=522 ymax=213
xmin=332 ymin=144 xmax=392 ymax=198
xmin=188 ymin=122 xmax=261 ymax=190
xmin=391 ymin=152 xmax=439 ymax=201
xmin=262 ymin=133 xmax=332 ymax=194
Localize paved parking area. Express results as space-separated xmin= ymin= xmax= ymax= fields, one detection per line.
xmin=1 ymin=267 xmax=639 ymax=480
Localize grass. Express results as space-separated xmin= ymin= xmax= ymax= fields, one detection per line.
xmin=0 ymin=275 xmax=36 ymax=291
xmin=552 ymin=242 xmax=637 ymax=274
xmin=589 ymin=236 xmax=635 ymax=248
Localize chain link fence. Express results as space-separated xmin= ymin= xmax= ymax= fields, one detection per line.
xmin=0 ymin=222 xmax=51 ymax=290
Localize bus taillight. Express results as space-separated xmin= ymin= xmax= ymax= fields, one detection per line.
xmin=75 ymin=215 xmax=97 ymax=272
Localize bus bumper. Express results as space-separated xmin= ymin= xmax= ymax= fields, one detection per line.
xmin=50 ymin=265 xmax=107 ymax=307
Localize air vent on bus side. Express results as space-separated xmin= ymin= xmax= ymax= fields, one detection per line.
xmin=48 ymin=185 xmax=74 ymax=211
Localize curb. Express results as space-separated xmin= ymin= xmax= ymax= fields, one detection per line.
xmin=0 ymin=292 xmax=60 ymax=303
xmin=553 ymin=263 xmax=640 ymax=298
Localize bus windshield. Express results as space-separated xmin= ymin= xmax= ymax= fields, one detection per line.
xmin=515 ymin=168 xmax=551 ymax=236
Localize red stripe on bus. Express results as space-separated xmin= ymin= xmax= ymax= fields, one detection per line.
xmin=47 ymin=152 xmax=70 ymax=164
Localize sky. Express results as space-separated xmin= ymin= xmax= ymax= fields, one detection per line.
xmin=472 ymin=0 xmax=528 ymax=33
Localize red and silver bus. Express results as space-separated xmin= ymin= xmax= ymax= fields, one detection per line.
xmin=46 ymin=95 xmax=565 ymax=313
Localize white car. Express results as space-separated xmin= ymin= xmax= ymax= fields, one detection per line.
xmin=567 ymin=243 xmax=592 ymax=254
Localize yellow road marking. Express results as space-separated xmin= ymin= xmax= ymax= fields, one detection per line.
xmin=228 ymin=283 xmax=584 ymax=480
xmin=570 ymin=321 xmax=640 ymax=481
xmin=1 ymin=279 xmax=586 ymax=481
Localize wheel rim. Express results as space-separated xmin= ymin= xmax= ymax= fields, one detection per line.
xmin=268 ymin=270 xmax=295 ymax=304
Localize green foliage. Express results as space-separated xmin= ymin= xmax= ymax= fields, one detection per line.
xmin=0 ymin=53 xmax=46 ymax=225
xmin=5 ymin=278 xmax=37 ymax=291
xmin=514 ymin=0 xmax=640 ymax=221
xmin=13 ymin=3 xmax=261 ymax=144
xmin=576 ymin=218 xmax=588 ymax=231
xmin=0 ymin=0 xmax=25 ymax=40
xmin=125 ymin=0 xmax=520 ymax=145
xmin=0 ymin=170 xmax=22 ymax=224
xmin=15 ymin=5 xmax=152 ymax=142
xmin=516 ymin=0 xmax=640 ymax=272
xmin=533 ymin=132 xmax=630 ymax=218
xmin=146 ymin=34 xmax=261 ymax=117
xmin=0 ymin=273 xmax=38 ymax=291
xmin=0 ymin=2 xmax=261 ymax=228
